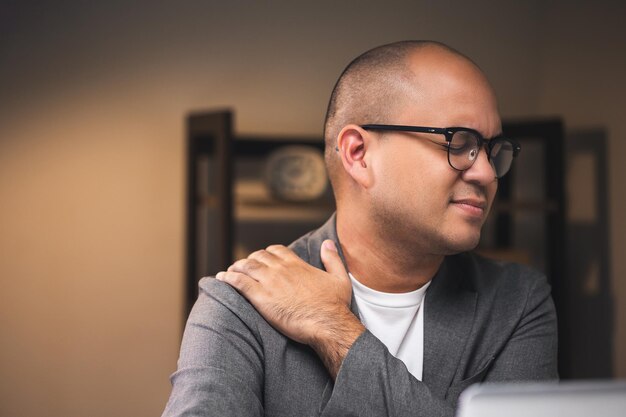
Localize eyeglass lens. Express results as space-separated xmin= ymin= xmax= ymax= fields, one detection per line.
xmin=449 ymin=131 xmax=514 ymax=178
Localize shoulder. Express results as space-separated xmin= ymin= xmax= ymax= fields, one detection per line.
xmin=188 ymin=215 xmax=338 ymax=335
xmin=443 ymin=252 xmax=553 ymax=314
xmin=451 ymin=251 xmax=549 ymax=292
xmin=189 ymin=277 xmax=268 ymax=335
xmin=467 ymin=253 xmax=555 ymax=325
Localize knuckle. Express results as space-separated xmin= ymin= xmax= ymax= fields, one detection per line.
xmin=267 ymin=244 xmax=299 ymax=262
xmin=248 ymin=249 xmax=268 ymax=260
xmin=266 ymin=244 xmax=288 ymax=254
xmin=244 ymin=259 xmax=263 ymax=272
xmin=230 ymin=258 xmax=247 ymax=271
xmin=232 ymin=258 xmax=263 ymax=274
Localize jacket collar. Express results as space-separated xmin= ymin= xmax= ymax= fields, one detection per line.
xmin=298 ymin=213 xmax=360 ymax=317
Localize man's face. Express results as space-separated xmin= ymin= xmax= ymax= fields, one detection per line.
xmin=366 ymin=52 xmax=501 ymax=255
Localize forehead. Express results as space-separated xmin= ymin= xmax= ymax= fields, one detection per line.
xmin=398 ymin=49 xmax=502 ymax=136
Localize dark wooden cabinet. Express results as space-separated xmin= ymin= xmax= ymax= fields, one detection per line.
xmin=185 ymin=110 xmax=334 ymax=317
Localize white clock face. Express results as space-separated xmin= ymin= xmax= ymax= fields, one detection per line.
xmin=265 ymin=146 xmax=327 ymax=201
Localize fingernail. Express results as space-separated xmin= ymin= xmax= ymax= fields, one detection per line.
xmin=323 ymin=240 xmax=337 ymax=252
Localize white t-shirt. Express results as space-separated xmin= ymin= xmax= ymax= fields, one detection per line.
xmin=349 ymin=273 xmax=431 ymax=380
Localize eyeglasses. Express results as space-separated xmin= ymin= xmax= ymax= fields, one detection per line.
xmin=361 ymin=124 xmax=521 ymax=179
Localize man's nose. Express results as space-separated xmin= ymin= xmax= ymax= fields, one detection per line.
xmin=461 ymin=147 xmax=497 ymax=185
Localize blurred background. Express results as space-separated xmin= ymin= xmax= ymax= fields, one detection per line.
xmin=1 ymin=1 xmax=625 ymax=416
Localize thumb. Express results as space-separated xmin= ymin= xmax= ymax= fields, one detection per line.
xmin=320 ymin=240 xmax=349 ymax=280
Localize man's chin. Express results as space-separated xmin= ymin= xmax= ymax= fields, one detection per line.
xmin=440 ymin=231 xmax=482 ymax=255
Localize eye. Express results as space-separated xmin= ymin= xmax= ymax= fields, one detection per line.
xmin=449 ymin=131 xmax=479 ymax=156
xmin=448 ymin=142 xmax=466 ymax=151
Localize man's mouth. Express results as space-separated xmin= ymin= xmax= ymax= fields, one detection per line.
xmin=450 ymin=198 xmax=487 ymax=218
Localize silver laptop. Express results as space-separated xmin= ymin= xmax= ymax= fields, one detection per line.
xmin=456 ymin=380 xmax=626 ymax=417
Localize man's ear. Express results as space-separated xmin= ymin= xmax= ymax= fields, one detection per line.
xmin=336 ymin=124 xmax=375 ymax=189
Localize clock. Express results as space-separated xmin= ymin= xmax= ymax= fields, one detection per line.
xmin=265 ymin=145 xmax=328 ymax=202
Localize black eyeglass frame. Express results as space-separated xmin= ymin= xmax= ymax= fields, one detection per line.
xmin=360 ymin=123 xmax=521 ymax=178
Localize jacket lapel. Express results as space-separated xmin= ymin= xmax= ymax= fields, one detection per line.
xmin=422 ymin=256 xmax=477 ymax=399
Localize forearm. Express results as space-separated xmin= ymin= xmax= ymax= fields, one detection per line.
xmin=309 ymin=307 xmax=366 ymax=379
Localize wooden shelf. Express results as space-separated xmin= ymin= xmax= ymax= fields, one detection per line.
xmin=234 ymin=179 xmax=334 ymax=222
xmin=235 ymin=203 xmax=334 ymax=223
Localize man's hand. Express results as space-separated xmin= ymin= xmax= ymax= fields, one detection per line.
xmin=216 ymin=240 xmax=365 ymax=379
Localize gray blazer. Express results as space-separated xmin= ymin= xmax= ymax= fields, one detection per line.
xmin=163 ymin=215 xmax=558 ymax=416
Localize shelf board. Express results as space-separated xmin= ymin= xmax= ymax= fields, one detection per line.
xmin=232 ymin=179 xmax=334 ymax=222
xmin=197 ymin=180 xmax=335 ymax=222
xmin=235 ymin=203 xmax=334 ymax=222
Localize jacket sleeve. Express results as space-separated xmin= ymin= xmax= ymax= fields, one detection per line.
xmin=319 ymin=271 xmax=558 ymax=417
xmin=161 ymin=279 xmax=264 ymax=417
xmin=321 ymin=331 xmax=456 ymax=417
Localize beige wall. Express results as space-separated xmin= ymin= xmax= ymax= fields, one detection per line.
xmin=1 ymin=1 xmax=624 ymax=416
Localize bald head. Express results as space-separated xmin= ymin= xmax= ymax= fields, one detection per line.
xmin=323 ymin=41 xmax=492 ymax=193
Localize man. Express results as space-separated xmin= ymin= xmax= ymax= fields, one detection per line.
xmin=163 ymin=40 xmax=558 ymax=416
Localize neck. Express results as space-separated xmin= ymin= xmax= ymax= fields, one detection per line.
xmin=336 ymin=209 xmax=443 ymax=293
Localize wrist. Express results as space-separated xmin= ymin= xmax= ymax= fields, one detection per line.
xmin=309 ymin=307 xmax=365 ymax=379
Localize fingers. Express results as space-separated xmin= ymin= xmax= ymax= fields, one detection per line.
xmin=230 ymin=246 xmax=290 ymax=277
xmin=215 ymin=270 xmax=261 ymax=299
xmin=227 ymin=257 xmax=266 ymax=277
xmin=242 ymin=245 xmax=295 ymax=270
xmin=320 ymin=240 xmax=349 ymax=280
xmin=265 ymin=244 xmax=298 ymax=260
xmin=248 ymin=248 xmax=280 ymax=266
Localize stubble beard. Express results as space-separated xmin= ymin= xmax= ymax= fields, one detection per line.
xmin=370 ymin=198 xmax=484 ymax=257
